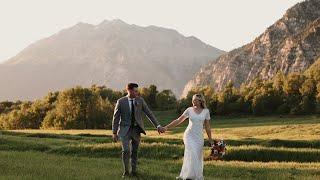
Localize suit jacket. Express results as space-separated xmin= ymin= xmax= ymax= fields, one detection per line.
xmin=112 ymin=95 xmax=160 ymax=137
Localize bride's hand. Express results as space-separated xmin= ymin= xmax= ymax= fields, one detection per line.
xmin=209 ymin=139 xmax=214 ymax=146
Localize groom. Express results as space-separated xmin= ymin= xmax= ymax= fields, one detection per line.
xmin=112 ymin=83 xmax=166 ymax=178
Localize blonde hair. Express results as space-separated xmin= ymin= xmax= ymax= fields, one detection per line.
xmin=192 ymin=94 xmax=207 ymax=109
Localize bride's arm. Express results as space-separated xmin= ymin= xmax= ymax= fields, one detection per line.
xmin=204 ymin=120 xmax=213 ymax=144
xmin=164 ymin=114 xmax=188 ymax=130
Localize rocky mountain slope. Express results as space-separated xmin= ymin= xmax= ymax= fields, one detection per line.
xmin=182 ymin=0 xmax=320 ymax=97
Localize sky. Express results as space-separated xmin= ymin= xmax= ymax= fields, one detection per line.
xmin=0 ymin=0 xmax=303 ymax=63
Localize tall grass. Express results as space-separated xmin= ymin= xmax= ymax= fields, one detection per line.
xmin=1 ymin=114 xmax=320 ymax=179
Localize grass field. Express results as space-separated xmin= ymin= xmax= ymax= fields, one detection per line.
xmin=1 ymin=111 xmax=320 ymax=179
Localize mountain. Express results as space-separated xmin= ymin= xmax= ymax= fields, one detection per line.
xmin=0 ymin=19 xmax=224 ymax=101
xmin=182 ymin=0 xmax=320 ymax=97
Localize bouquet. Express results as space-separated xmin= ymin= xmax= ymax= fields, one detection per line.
xmin=209 ymin=139 xmax=227 ymax=160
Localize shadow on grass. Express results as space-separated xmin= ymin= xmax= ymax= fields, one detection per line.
xmin=2 ymin=130 xmax=320 ymax=163
xmin=221 ymin=148 xmax=320 ymax=162
xmin=2 ymin=130 xmax=320 ymax=148
xmin=227 ymin=138 xmax=320 ymax=149
xmin=0 ymin=130 xmax=113 ymax=143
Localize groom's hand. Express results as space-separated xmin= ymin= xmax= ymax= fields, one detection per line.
xmin=112 ymin=133 xmax=118 ymax=142
xmin=157 ymin=126 xmax=166 ymax=134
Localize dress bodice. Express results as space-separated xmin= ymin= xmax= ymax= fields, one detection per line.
xmin=182 ymin=107 xmax=210 ymax=138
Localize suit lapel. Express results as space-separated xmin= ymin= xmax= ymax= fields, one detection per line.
xmin=133 ymin=98 xmax=139 ymax=114
xmin=125 ymin=96 xmax=130 ymax=113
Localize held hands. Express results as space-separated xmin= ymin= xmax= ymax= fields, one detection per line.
xmin=157 ymin=126 xmax=166 ymax=134
xmin=112 ymin=133 xmax=119 ymax=142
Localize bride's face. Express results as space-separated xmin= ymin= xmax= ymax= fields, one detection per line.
xmin=192 ymin=98 xmax=201 ymax=107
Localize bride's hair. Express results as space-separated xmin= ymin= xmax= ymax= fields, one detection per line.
xmin=192 ymin=94 xmax=207 ymax=109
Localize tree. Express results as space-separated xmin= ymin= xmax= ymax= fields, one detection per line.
xmin=148 ymin=85 xmax=158 ymax=109
xmin=216 ymin=81 xmax=242 ymax=115
xmin=156 ymin=89 xmax=177 ymax=110
xmin=316 ymin=82 xmax=320 ymax=114
xmin=283 ymin=73 xmax=305 ymax=115
xmin=273 ymin=71 xmax=285 ymax=92
xmin=41 ymin=86 xmax=112 ymax=129
xmin=299 ymin=78 xmax=317 ymax=114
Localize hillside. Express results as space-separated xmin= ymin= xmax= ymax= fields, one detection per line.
xmin=182 ymin=0 xmax=320 ymax=97
xmin=0 ymin=19 xmax=224 ymax=101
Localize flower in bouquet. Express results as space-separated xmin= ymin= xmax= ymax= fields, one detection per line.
xmin=209 ymin=139 xmax=227 ymax=160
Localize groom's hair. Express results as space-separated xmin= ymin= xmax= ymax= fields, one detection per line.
xmin=126 ymin=83 xmax=139 ymax=90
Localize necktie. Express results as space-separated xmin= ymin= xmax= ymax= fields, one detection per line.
xmin=130 ymin=99 xmax=135 ymax=126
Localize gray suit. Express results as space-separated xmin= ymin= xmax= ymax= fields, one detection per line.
xmin=112 ymin=95 xmax=160 ymax=173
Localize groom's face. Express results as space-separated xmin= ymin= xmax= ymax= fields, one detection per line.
xmin=128 ymin=87 xmax=139 ymax=98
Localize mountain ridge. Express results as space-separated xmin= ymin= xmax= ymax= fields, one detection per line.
xmin=182 ymin=0 xmax=320 ymax=97
xmin=0 ymin=19 xmax=224 ymax=101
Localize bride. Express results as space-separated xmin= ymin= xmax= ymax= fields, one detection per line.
xmin=164 ymin=94 xmax=213 ymax=180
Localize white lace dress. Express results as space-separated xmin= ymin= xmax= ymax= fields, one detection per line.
xmin=178 ymin=107 xmax=211 ymax=180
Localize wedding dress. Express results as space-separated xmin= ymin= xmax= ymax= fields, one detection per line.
xmin=177 ymin=107 xmax=211 ymax=180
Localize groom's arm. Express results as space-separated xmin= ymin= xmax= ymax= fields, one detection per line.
xmin=141 ymin=97 xmax=161 ymax=128
xmin=112 ymin=99 xmax=121 ymax=134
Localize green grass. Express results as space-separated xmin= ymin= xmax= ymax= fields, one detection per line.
xmin=148 ymin=110 xmax=320 ymax=129
xmin=1 ymin=151 xmax=320 ymax=180
xmin=1 ymin=111 xmax=320 ymax=179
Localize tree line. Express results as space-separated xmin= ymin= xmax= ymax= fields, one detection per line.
xmin=0 ymin=64 xmax=319 ymax=130
xmin=0 ymin=85 xmax=177 ymax=130
xmin=178 ymin=66 xmax=320 ymax=116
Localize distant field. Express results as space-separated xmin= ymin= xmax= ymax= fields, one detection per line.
xmin=1 ymin=111 xmax=320 ymax=179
